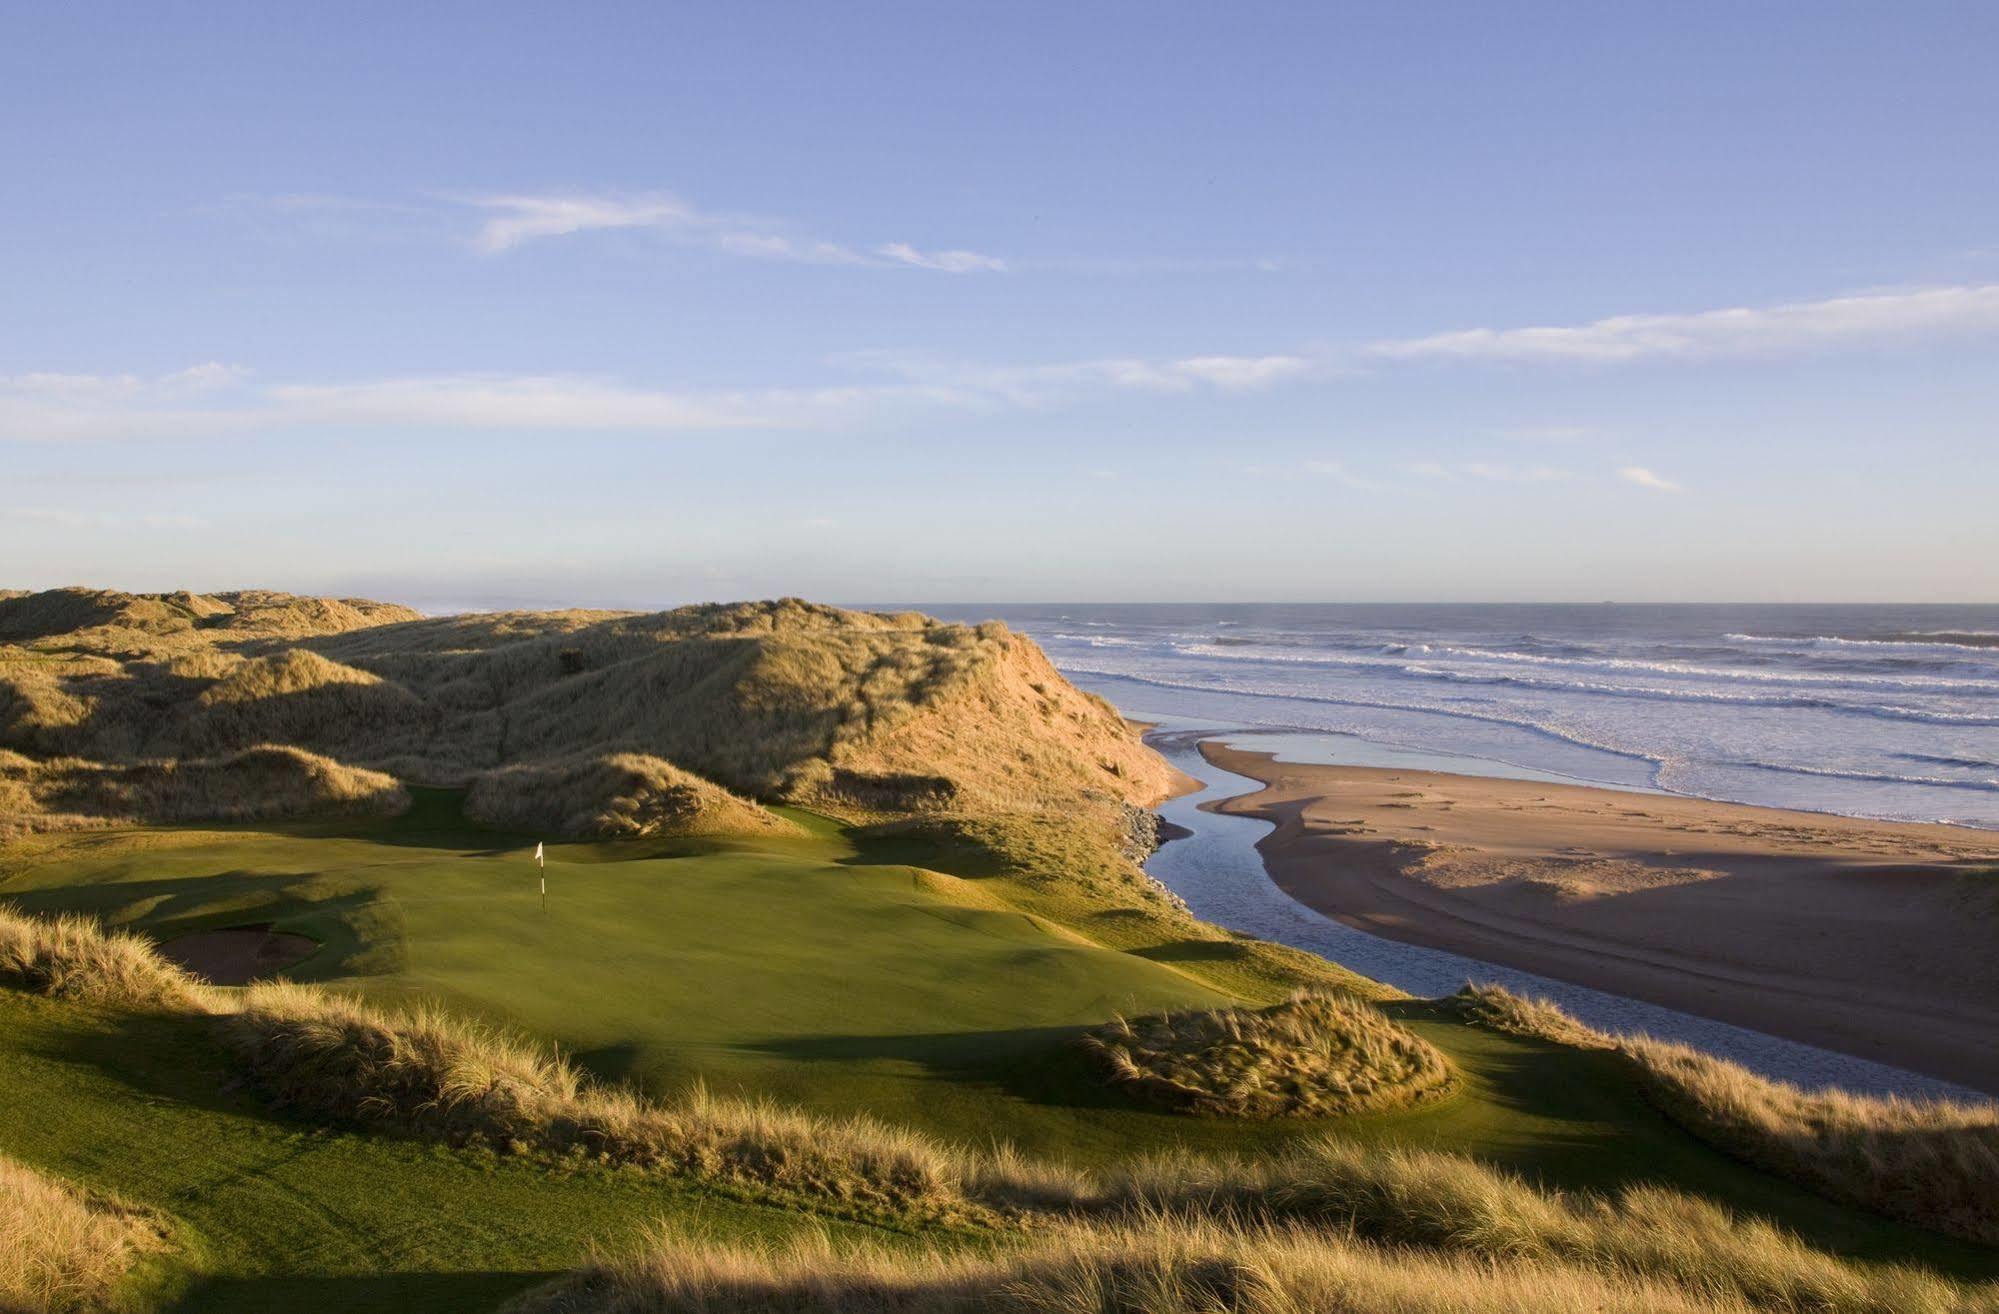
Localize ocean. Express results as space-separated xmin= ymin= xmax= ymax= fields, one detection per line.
xmin=928 ymin=603 xmax=1999 ymax=830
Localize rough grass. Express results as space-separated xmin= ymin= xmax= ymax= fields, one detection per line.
xmin=223 ymin=981 xmax=988 ymax=1226
xmin=3 ymin=909 xmax=1993 ymax=1314
xmin=1096 ymin=1139 xmax=1981 ymax=1314
xmin=0 ymin=591 xmax=1170 ymax=834
xmin=501 ymin=1215 xmax=1764 ymax=1314
xmin=0 ymin=743 xmax=408 ymax=837
xmin=0 ymin=907 xmax=213 ymax=1012
xmin=1082 ymin=992 xmax=1452 ymax=1118
xmin=1457 ymin=984 xmax=1999 ymax=1246
xmin=0 ymin=1153 xmax=160 ymax=1313
xmin=464 ymin=752 xmax=799 ymax=839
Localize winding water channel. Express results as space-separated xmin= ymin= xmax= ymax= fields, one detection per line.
xmin=1144 ymin=727 xmax=1982 ymax=1102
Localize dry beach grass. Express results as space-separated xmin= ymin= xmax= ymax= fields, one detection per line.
xmin=1458 ymin=983 xmax=1999 ymax=1245
xmin=499 ymin=1215 xmax=1767 ymax=1314
xmin=1081 ymin=992 xmax=1452 ymax=1118
xmin=463 ymin=751 xmax=799 ymax=839
xmin=3 ymin=909 xmax=1992 ymax=1314
xmin=0 ymin=1154 xmax=160 ymax=1314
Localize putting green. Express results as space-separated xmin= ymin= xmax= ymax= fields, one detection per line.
xmin=0 ymin=799 xmax=1235 ymax=1143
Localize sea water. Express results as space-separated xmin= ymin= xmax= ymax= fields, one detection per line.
xmin=932 ymin=603 xmax=1999 ymax=830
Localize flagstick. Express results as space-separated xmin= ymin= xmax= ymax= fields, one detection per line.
xmin=535 ymin=840 xmax=547 ymax=915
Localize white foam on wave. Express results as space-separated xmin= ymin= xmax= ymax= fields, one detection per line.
xmin=1726 ymin=632 xmax=1999 ymax=658
xmin=1050 ymin=633 xmax=1143 ymax=647
xmin=1172 ymin=637 xmax=1999 ymax=695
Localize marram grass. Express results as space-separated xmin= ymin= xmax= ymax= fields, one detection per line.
xmin=1457 ymin=982 xmax=1999 ymax=1246
xmin=1081 ymin=991 xmax=1452 ymax=1118
xmin=4 ymin=909 xmax=1995 ymax=1314
xmin=0 ymin=1153 xmax=161 ymax=1314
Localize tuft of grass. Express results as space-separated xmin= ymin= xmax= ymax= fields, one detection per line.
xmin=1082 ymin=991 xmax=1452 ymax=1118
xmin=1457 ymin=984 xmax=1999 ymax=1246
xmin=0 ymin=1153 xmax=161 ymax=1313
xmin=464 ymin=751 xmax=799 ymax=839
xmin=0 ymin=906 xmax=213 ymax=1012
xmin=1099 ymin=1139 xmax=1973 ymax=1314
xmin=502 ymin=1210 xmax=1968 ymax=1314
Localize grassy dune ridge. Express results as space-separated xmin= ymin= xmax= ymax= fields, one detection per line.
xmin=0 ymin=590 xmax=1168 ymax=841
xmin=4 ymin=908 xmax=1995 ymax=1314
xmin=1081 ymin=992 xmax=1453 ymax=1118
xmin=1457 ymin=984 xmax=1999 ymax=1246
xmin=463 ymin=752 xmax=798 ymax=839
xmin=0 ymin=745 xmax=407 ymax=839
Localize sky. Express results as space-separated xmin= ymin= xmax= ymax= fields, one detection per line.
xmin=3 ymin=2 xmax=1996 ymax=608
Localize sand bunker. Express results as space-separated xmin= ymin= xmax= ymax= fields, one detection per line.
xmin=158 ymin=924 xmax=317 ymax=985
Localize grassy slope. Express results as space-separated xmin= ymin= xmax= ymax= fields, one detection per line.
xmin=0 ymin=992 xmax=932 ymax=1314
xmin=7 ymin=799 xmax=1998 ymax=1292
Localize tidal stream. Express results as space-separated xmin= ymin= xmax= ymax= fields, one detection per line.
xmin=1144 ymin=727 xmax=1982 ymax=1101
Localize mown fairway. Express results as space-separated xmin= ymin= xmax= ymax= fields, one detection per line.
xmin=6 ymin=796 xmax=1998 ymax=1314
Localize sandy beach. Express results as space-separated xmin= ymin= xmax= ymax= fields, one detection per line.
xmin=1203 ymin=742 xmax=1999 ymax=1094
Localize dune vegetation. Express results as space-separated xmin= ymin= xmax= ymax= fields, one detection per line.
xmin=0 ymin=745 xmax=408 ymax=838
xmin=502 ymin=1216 xmax=1779 ymax=1314
xmin=1457 ymin=984 xmax=1999 ymax=1246
xmin=0 ymin=906 xmax=214 ymax=1011
xmin=1082 ymin=991 xmax=1452 ymax=1118
xmin=5 ymin=908 xmax=1996 ymax=1314
xmin=463 ymin=752 xmax=797 ymax=839
xmin=0 ymin=1152 xmax=160 ymax=1314
xmin=0 ymin=589 xmax=1166 ymax=858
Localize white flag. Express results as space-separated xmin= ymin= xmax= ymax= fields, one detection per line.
xmin=533 ymin=841 xmax=544 ymax=867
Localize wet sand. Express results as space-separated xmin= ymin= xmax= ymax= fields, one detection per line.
xmin=1203 ymin=742 xmax=1999 ymax=1094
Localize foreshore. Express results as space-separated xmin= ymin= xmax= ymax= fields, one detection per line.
xmin=1202 ymin=741 xmax=1999 ymax=1095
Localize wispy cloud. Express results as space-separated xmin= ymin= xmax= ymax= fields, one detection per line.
xmin=16 ymin=272 xmax=1997 ymax=445
xmin=875 ymin=243 xmax=1007 ymax=273
xmin=469 ymin=194 xmax=700 ymax=255
xmin=1303 ymin=459 xmax=1379 ymax=490
xmin=264 ymin=374 xmax=781 ymax=431
xmin=0 ymin=345 xmax=1327 ymax=443
xmin=1400 ymin=459 xmax=1572 ymax=483
xmin=839 ymin=349 xmax=1315 ymax=402
xmin=463 ymin=191 xmax=1002 ymax=272
xmin=1619 ymin=465 xmax=1682 ymax=492
xmin=1367 ymin=283 xmax=1999 ymax=363
xmin=1459 ymin=462 xmax=1571 ymax=483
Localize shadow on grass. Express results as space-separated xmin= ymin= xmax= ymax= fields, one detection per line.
xmin=747 ymin=1022 xmax=1135 ymax=1113
xmin=3 ymin=871 xmax=406 ymax=979
xmin=170 ymin=1269 xmax=558 ymax=1314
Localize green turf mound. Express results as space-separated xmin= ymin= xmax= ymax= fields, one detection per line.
xmin=464 ymin=752 xmax=800 ymax=839
xmin=1083 ymin=992 xmax=1453 ymax=1119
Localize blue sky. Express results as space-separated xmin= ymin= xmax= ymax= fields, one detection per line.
xmin=3 ymin=2 xmax=1996 ymax=606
